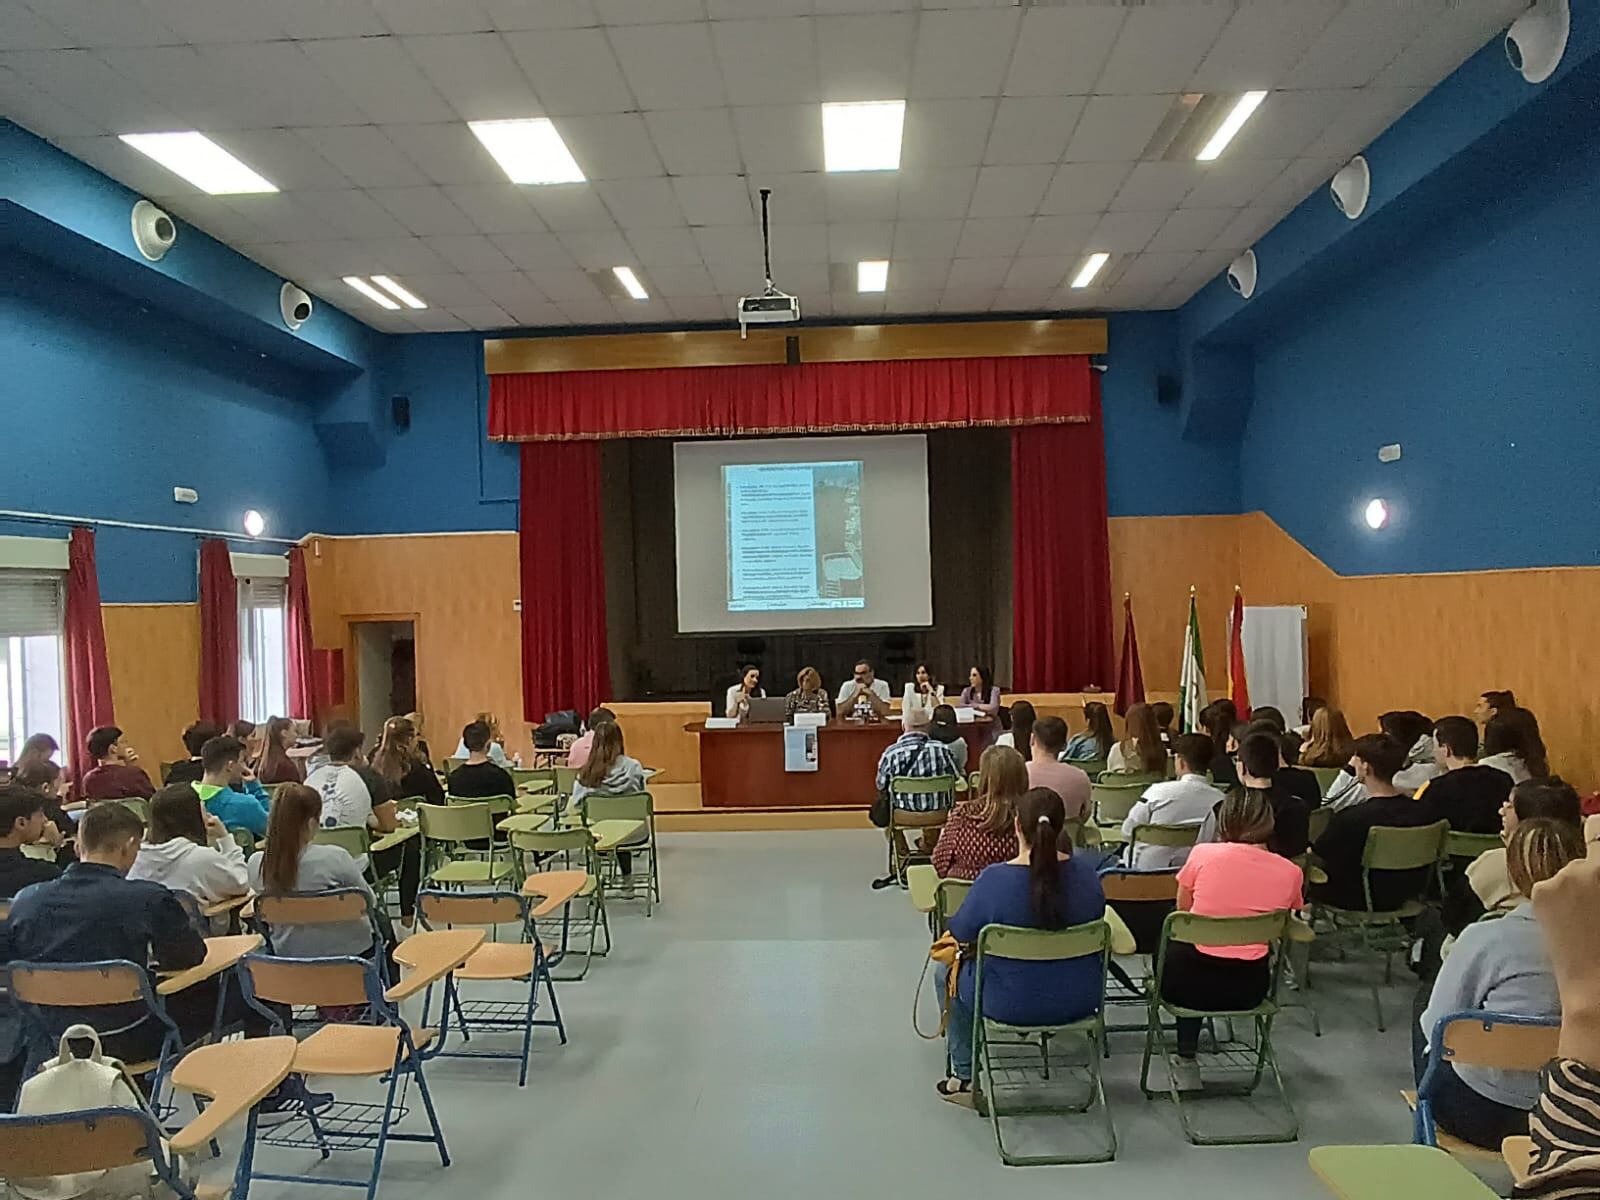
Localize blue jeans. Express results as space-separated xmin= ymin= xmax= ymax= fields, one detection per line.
xmin=943 ymin=966 xmax=975 ymax=1081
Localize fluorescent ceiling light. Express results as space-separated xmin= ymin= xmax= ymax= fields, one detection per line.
xmin=857 ymin=260 xmax=889 ymax=292
xmin=1071 ymin=252 xmax=1110 ymax=289
xmin=1196 ymin=90 xmax=1268 ymax=161
xmin=469 ymin=118 xmax=585 ymax=184
xmin=612 ymin=266 xmax=648 ymax=300
xmin=822 ymin=100 xmax=905 ymax=172
xmin=118 ymin=131 xmax=277 ymax=194
xmin=343 ymin=276 xmax=399 ymax=310
xmin=371 ymin=275 xmax=426 ymax=310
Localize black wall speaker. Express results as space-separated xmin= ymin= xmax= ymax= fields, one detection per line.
xmin=1156 ymin=374 xmax=1181 ymax=408
xmin=392 ymin=395 xmax=411 ymax=431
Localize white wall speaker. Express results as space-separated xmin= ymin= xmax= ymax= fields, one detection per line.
xmin=280 ymin=282 xmax=312 ymax=331
xmin=1330 ymin=155 xmax=1371 ymax=220
xmin=1506 ymin=0 xmax=1569 ymax=83
xmin=130 ymin=199 xmax=177 ymax=261
xmin=1226 ymin=249 xmax=1258 ymax=300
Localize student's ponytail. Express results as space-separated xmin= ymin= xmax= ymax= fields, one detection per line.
xmin=1016 ymin=786 xmax=1068 ymax=929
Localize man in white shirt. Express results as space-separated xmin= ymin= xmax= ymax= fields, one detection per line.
xmin=1122 ymin=733 xmax=1219 ymax=869
xmin=835 ymin=659 xmax=891 ymax=719
xmin=304 ymin=726 xmax=381 ymax=834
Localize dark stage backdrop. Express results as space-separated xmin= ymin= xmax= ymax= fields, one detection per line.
xmin=599 ymin=430 xmax=1012 ymax=706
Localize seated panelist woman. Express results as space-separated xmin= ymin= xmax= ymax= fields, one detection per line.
xmin=725 ymin=664 xmax=765 ymax=719
xmin=786 ymin=667 xmax=833 ymax=719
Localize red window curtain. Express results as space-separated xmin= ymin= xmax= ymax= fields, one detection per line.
xmin=64 ymin=528 xmax=114 ymax=781
xmin=198 ymin=539 xmax=238 ymax=725
xmin=286 ymin=545 xmax=314 ymax=720
xmin=518 ymin=441 xmax=611 ymax=722
xmin=490 ymin=355 xmax=1093 ymax=441
xmin=1010 ymin=382 xmax=1114 ymax=692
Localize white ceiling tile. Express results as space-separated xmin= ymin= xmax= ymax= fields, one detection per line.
xmin=139 ymin=0 xmax=287 ymax=44
xmin=954 ymin=217 xmax=1027 ymax=258
xmin=1003 ymin=6 xmax=1124 ymax=96
xmin=387 ymin=122 xmax=508 ymax=185
xmin=296 ymin=126 xmax=430 ymax=187
xmin=1304 ymin=87 xmax=1427 ymax=160
xmin=611 ymin=297 xmax=676 ymax=324
xmin=1212 ymin=206 xmax=1283 ymax=252
xmin=209 ymin=129 xmax=349 ymax=191
xmin=1252 ymin=157 xmax=1339 ymax=211
xmin=1001 ymin=255 xmax=1073 ymax=290
xmin=826 ymin=220 xmax=893 ymax=261
xmin=1192 ymin=2 xmax=1343 ymax=92
xmin=824 ymin=173 xmax=899 ymax=222
xmin=502 ymin=299 xmax=567 ymax=327
xmin=816 ymin=12 xmax=915 ymax=102
xmin=1038 ymin=161 xmax=1130 ymax=215
xmin=165 ymin=196 xmax=270 ymax=246
xmin=3 ymin=48 xmax=180 ymax=132
xmin=900 ymin=98 xmax=994 ymax=168
xmin=595 ymin=177 xmax=686 ymax=229
xmin=449 ymin=304 xmax=514 ymax=328
xmin=389 ymin=272 xmax=491 ymax=307
xmin=895 ymin=166 xmax=977 ymax=219
xmin=405 ymin=309 xmax=475 ymax=331
xmin=1108 ymin=251 xmax=1199 ymax=289
xmin=1089 ymin=209 xmax=1167 ymax=253
xmin=623 ymin=226 xmax=704 ymax=267
xmin=946 ymin=257 xmax=1011 ymax=288
xmin=267 ymin=0 xmax=392 ymax=38
xmin=300 ymin=37 xmax=459 ymax=126
xmin=91 ymin=44 xmax=233 ymax=127
xmin=882 ymin=289 xmax=942 ymax=315
xmin=1095 ymin=5 xmax=1231 ymax=95
xmin=1221 ymin=89 xmax=1343 ymax=160
xmin=196 ymin=41 xmax=372 ymax=127
xmin=891 ymin=219 xmax=962 ymax=260
xmin=421 ymin=233 xmax=516 ymax=272
xmin=672 ymin=176 xmax=754 ymax=226
xmin=909 ymin=9 xmax=1020 ymax=99
xmin=694 ymin=225 xmax=763 ymax=268
xmin=709 ymin=260 xmax=757 ymax=292
xmin=1062 ymin=94 xmax=1174 ymax=162
xmin=767 ymin=260 xmax=829 ymax=293
xmin=1181 ymin=158 xmax=1291 ymax=210
xmin=1144 ymin=207 xmax=1237 ymax=253
xmin=503 ymin=27 xmax=632 ymax=116
xmin=489 ymin=232 xmax=580 ymax=271
xmin=983 ymin=97 xmax=1086 ymax=165
xmin=991 ymin=286 xmax=1058 ymax=312
xmin=375 ymin=0 xmax=494 ymax=36
xmin=443 ymin=183 xmax=545 ymax=235
xmin=462 ymin=270 xmax=542 ymax=306
xmin=966 ymin=164 xmax=1052 ymax=218
xmin=594 ymin=0 xmax=705 ymax=23
xmin=556 ymin=230 xmax=633 ymax=270
xmin=345 ymin=235 xmax=451 ymax=273
xmin=524 ymin=185 xmax=618 ymax=231
xmin=560 ymin=112 xmax=664 ymax=179
xmin=51 ymin=134 xmax=197 ymax=199
xmin=1288 ymin=0 xmax=1446 ymax=90
xmin=647 ymin=264 xmax=718 ymax=297
xmin=707 ymin=0 xmax=811 ymax=16
xmin=608 ymin=22 xmax=725 ymax=110
xmin=0 ymin=66 xmax=103 ymax=137
xmin=829 ymin=292 xmax=885 ymax=317
xmin=219 ymin=193 xmax=340 ymax=243
xmin=401 ymin=33 xmax=540 ymax=121
xmin=537 ymin=270 xmax=604 ymax=301
xmin=1018 ymin=213 xmax=1098 ymax=258
xmin=644 ymin=108 xmax=742 ymax=176
xmin=241 ymin=239 xmax=368 ymax=276
xmin=26 ymin=0 xmax=179 ymax=48
xmin=887 ymin=259 xmax=949 ymax=290
xmin=367 ymin=186 xmax=473 ymax=236
xmin=483 ymin=0 xmax=601 ymax=30
xmin=1109 ymin=161 xmax=1203 ymax=212
xmin=749 ymin=173 xmax=827 ymax=224
xmin=714 ymin=18 xmax=819 ymax=106
xmin=771 ymin=224 xmax=830 ymax=263
xmin=1375 ymin=4 xmax=1522 ymax=89
xmin=0 ymin=5 xmax=72 ymax=50
xmin=733 ymin=104 xmax=824 ymax=175
xmin=667 ymin=296 xmax=733 ymax=322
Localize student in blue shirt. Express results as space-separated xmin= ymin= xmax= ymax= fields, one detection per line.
xmin=191 ymin=735 xmax=272 ymax=837
xmin=938 ymin=787 xmax=1107 ymax=1103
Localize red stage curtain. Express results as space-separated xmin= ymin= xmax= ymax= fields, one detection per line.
xmin=490 ymin=355 xmax=1093 ymax=441
xmin=198 ymin=539 xmax=238 ymax=725
xmin=1010 ymin=383 xmax=1114 ymax=693
xmin=64 ymin=528 xmax=114 ymax=781
xmin=286 ymin=545 xmax=314 ymax=720
xmin=518 ymin=441 xmax=611 ymax=723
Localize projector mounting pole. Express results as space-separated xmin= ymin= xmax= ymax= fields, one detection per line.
xmin=759 ymin=187 xmax=774 ymax=292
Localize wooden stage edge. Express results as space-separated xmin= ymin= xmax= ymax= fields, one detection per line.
xmin=658 ymin=808 xmax=872 ymax=833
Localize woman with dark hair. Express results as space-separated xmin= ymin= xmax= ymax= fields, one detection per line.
xmin=128 ymin=784 xmax=249 ymax=922
xmin=997 ymin=699 xmax=1036 ymax=763
xmin=902 ymin=662 xmax=944 ymax=730
xmin=13 ymin=758 xmax=74 ymax=862
xmin=1200 ymin=702 xmax=1238 ymax=787
xmin=10 ymin=732 xmax=59 ymax=779
xmin=367 ymin=716 xmax=434 ymax=926
xmin=1381 ymin=710 xmax=1442 ymax=793
xmin=959 ymin=665 xmax=1002 ymax=748
xmin=937 ymin=786 xmax=1106 ymax=1103
xmin=1482 ymin=708 xmax=1548 ymax=783
xmin=724 ymin=664 xmax=765 ymax=720
xmin=257 ymin=716 xmax=303 ymax=784
xmin=572 ymin=721 xmax=648 ymax=885
xmin=1474 ymin=689 xmax=1517 ymax=729
xmin=1063 ymin=701 xmax=1114 ymax=764
xmin=229 ymin=720 xmax=264 ymax=768
xmin=1151 ymin=701 xmax=1175 ymax=748
xmin=247 ymin=783 xmax=380 ymax=960
xmin=1107 ymin=702 xmax=1167 ymax=777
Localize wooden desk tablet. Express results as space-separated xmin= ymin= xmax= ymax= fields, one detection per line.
xmin=386 ymin=928 xmax=486 ymax=1003
xmin=522 ymin=869 xmax=589 ymax=917
xmin=157 ymin=934 xmax=263 ymax=996
xmin=1308 ymin=1145 xmax=1500 ymax=1198
xmin=370 ymin=826 xmax=421 ymax=855
xmin=167 ymin=1036 xmax=296 ymax=1155
xmin=589 ymin=818 xmax=646 ymax=852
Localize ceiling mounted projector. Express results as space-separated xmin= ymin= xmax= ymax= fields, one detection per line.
xmin=738 ymin=187 xmax=800 ymax=338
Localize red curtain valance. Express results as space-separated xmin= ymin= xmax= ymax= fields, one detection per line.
xmin=489 ymin=355 xmax=1093 ymax=441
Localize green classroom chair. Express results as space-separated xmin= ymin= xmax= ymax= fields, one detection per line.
xmin=1128 ymin=823 xmax=1201 ymax=856
xmin=512 ymin=827 xmax=610 ymax=980
xmin=1444 ymin=830 xmax=1501 ymax=864
xmin=1308 ymin=766 xmax=1344 ymax=796
xmin=580 ymin=790 xmax=659 ymax=914
xmin=418 ymin=802 xmax=515 ymax=889
xmin=1089 ymin=781 xmax=1146 ymax=845
xmin=1308 ymin=1144 xmax=1501 ymax=1198
xmin=885 ymin=776 xmax=956 ymax=884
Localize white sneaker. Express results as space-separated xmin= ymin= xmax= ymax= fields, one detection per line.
xmin=1170 ymin=1059 xmax=1204 ymax=1092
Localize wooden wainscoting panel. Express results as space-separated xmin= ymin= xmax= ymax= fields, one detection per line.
xmin=797 ymin=319 xmax=1107 ymax=362
xmin=485 ymin=329 xmax=790 ymax=374
xmin=102 ymin=603 xmax=200 ymax=769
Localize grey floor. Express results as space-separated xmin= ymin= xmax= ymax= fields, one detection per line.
xmin=213 ymin=832 xmax=1484 ymax=1200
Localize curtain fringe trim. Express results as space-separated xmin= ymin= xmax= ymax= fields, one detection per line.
xmin=489 ymin=414 xmax=1093 ymax=442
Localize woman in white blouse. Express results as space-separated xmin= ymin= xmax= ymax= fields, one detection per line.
xmin=901 ymin=662 xmax=944 ymax=730
xmin=725 ymin=664 xmax=766 ymax=719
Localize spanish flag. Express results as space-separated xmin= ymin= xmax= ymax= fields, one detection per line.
xmin=1228 ymin=588 xmax=1251 ymax=721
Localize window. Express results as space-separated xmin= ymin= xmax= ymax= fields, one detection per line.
xmin=235 ymin=555 xmax=289 ymax=724
xmin=0 ymin=568 xmax=67 ymax=768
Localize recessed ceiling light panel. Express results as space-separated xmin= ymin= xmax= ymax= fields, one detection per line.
xmin=1196 ymin=91 xmax=1268 ymax=162
xmin=822 ymin=100 xmax=905 ymax=172
xmin=857 ymin=260 xmax=889 ymax=292
xmin=371 ymin=275 xmax=427 ymax=309
xmin=343 ymin=276 xmax=400 ymax=310
xmin=469 ymin=118 xmax=586 ymax=185
xmin=1071 ymin=252 xmax=1110 ymax=289
xmin=118 ymin=131 xmax=277 ymax=194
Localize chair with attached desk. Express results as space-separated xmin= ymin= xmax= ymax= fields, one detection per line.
xmin=1098 ymin=868 xmax=1180 ymax=1035
xmin=419 ymin=802 xmax=516 ymax=890
xmin=1308 ymin=766 xmax=1344 ymax=796
xmin=1089 ymin=782 xmax=1147 ymax=846
xmin=1408 ymin=1011 xmax=1560 ymax=1163
xmin=884 ymin=776 xmax=957 ymax=885
xmin=1128 ymin=823 xmax=1201 ymax=858
xmin=1445 ymin=830 xmax=1502 ymax=866
xmin=505 ymin=826 xmax=611 ymax=980
xmin=579 ymin=790 xmax=659 ymax=914
xmin=254 ymin=889 xmax=389 ymax=999
xmin=1310 ymin=1144 xmax=1502 ymax=1198
xmin=234 ymin=929 xmax=479 ymax=1200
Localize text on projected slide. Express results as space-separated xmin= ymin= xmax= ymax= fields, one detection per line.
xmin=723 ymin=461 xmax=864 ymax=612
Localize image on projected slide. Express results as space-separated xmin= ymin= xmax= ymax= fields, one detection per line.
xmin=723 ymin=460 xmax=864 ymax=612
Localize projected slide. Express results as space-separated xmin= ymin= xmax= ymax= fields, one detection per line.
xmin=723 ymin=460 xmax=864 ymax=612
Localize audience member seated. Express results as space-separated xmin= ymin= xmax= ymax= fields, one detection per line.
xmin=871 ymin=719 xmax=960 ymax=889
xmin=1310 ymin=734 xmax=1438 ymax=911
xmin=725 ymin=663 xmax=765 ymax=720
xmin=166 ymin=720 xmax=223 ymax=786
xmin=996 ymin=699 xmax=1035 ymax=761
xmin=1229 ymin=717 xmax=1322 ymax=816
xmin=80 ymin=725 xmax=155 ymax=801
xmin=1122 ymin=733 xmax=1218 ymax=869
xmin=932 ymin=746 xmax=1025 ymax=881
xmin=1482 ymin=706 xmax=1549 ymax=784
xmin=0 ymin=783 xmax=61 ymax=898
xmin=1026 ymin=716 xmax=1091 ymax=820
xmin=305 ymin=729 xmax=415 ymax=925
xmin=127 ymin=785 xmax=249 ymax=923
xmin=9 ymin=733 xmax=59 ymax=781
xmin=1200 ymin=701 xmax=1239 ymax=787
xmin=1298 ymin=705 xmax=1355 ymax=769
xmin=928 ymin=705 xmax=968 ymax=775
xmin=193 ymin=735 xmax=272 ymax=838
xmin=452 ymin=710 xmax=511 ymax=764
xmin=448 ymin=721 xmax=518 ymax=798
xmin=937 ymin=787 xmax=1107 ymax=1104
xmin=1152 ymin=701 xmax=1176 ymax=748
xmin=405 ymin=711 xmax=432 ymax=767
xmin=1107 ymin=702 xmax=1167 ymax=777
xmin=1474 ymin=688 xmax=1517 ymax=731
xmin=366 ymin=717 xmax=433 ymax=923
xmin=783 ymin=669 xmax=832 ymax=721
xmin=11 ymin=761 xmax=73 ymax=862
xmin=1210 ymin=731 xmax=1313 ymax=860
xmin=1417 ymin=818 xmax=1582 ymax=1149
xmin=571 ymin=721 xmax=648 ymax=888
xmin=1295 ymin=695 xmax=1328 ymax=739
xmin=1381 ymin=710 xmax=1442 ymax=794
xmin=1163 ymin=791 xmax=1304 ymax=1088
xmin=229 ymin=720 xmax=265 ymax=769
xmin=1251 ymin=706 xmax=1288 ymax=733
xmin=1062 ymin=701 xmax=1114 ymax=764
xmin=566 ymin=707 xmax=616 ymax=768
xmin=1420 ymin=715 xmax=1513 ymax=834
xmin=901 ymin=663 xmax=944 ymax=730
xmin=1444 ymin=778 xmax=1583 ymax=935
xmin=256 ymin=716 xmax=303 ymax=784
xmin=959 ymin=665 xmax=1002 ymax=747
xmin=836 ymin=660 xmax=892 ymax=720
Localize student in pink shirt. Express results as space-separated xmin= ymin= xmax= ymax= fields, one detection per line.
xmin=1025 ymin=716 xmax=1092 ymax=820
xmin=566 ymin=707 xmax=615 ymax=770
xmin=1163 ymin=790 xmax=1304 ymax=1085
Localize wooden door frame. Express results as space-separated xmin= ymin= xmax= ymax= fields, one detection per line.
xmin=343 ymin=612 xmax=422 ymax=734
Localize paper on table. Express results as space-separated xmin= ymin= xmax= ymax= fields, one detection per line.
xmin=792 ymin=712 xmax=827 ymax=728
xmin=954 ymin=707 xmax=977 ymax=724
xmin=784 ymin=723 xmax=819 ymax=773
xmin=704 ymin=717 xmax=739 ymax=730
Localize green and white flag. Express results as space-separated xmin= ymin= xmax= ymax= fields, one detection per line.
xmin=1179 ymin=590 xmax=1208 ymax=732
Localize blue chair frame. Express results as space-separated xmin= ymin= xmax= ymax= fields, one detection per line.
xmin=1413 ymin=1010 xmax=1561 ymax=1148
xmin=0 ymin=1106 xmax=204 ymax=1198
xmin=252 ymin=886 xmax=392 ymax=990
